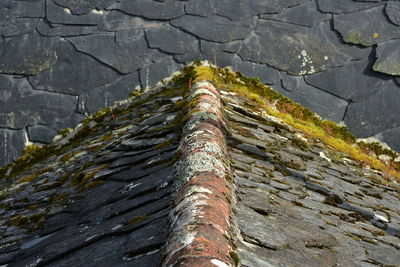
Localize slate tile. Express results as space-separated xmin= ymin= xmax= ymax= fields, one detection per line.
xmin=139 ymin=57 xmax=182 ymax=90
xmin=334 ymin=6 xmax=400 ymax=47
xmin=386 ymin=0 xmax=400 ymax=26
xmin=53 ymin=0 xmax=115 ymax=15
xmin=373 ymin=39 xmax=400 ymax=76
xmin=239 ymin=20 xmax=352 ymax=75
xmin=68 ymin=33 xmax=160 ymax=74
xmin=317 ymin=0 xmax=383 ymax=14
xmin=46 ymin=0 xmax=104 ymax=25
xmin=0 ymin=128 xmax=25 ymax=166
xmin=171 ymin=15 xmax=251 ymax=43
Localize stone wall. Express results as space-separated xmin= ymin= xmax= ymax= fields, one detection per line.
xmin=1 ymin=0 xmax=400 ymax=166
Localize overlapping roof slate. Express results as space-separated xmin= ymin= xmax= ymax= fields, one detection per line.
xmin=1 ymin=64 xmax=400 ymax=267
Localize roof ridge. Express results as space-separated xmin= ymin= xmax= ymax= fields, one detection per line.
xmin=164 ymin=81 xmax=235 ymax=266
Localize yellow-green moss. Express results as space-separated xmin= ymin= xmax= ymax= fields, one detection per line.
xmin=20 ymin=167 xmax=52 ymax=183
xmin=129 ymin=215 xmax=148 ymax=225
xmin=7 ymin=213 xmax=46 ymax=230
xmin=154 ymin=139 xmax=173 ymax=149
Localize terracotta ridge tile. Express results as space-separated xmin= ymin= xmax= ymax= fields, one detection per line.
xmin=163 ymin=81 xmax=236 ymax=267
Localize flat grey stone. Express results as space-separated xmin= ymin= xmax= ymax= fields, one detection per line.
xmin=68 ymin=33 xmax=160 ymax=74
xmin=201 ymin=40 xmax=242 ymax=55
xmin=344 ymin=80 xmax=400 ymax=137
xmin=98 ymin=10 xmax=166 ymax=32
xmin=29 ymin=40 xmax=119 ymax=95
xmin=235 ymin=203 xmax=290 ymax=249
xmin=305 ymin=58 xmax=390 ymax=102
xmin=231 ymin=56 xmax=281 ymax=85
xmin=1 ymin=18 xmax=38 ymax=38
xmin=239 ymin=20 xmax=352 ymax=75
xmin=53 ymin=0 xmax=115 ymax=15
xmin=0 ymin=0 xmax=44 ymax=23
xmin=171 ymin=15 xmax=251 ymax=43
xmin=27 ymin=125 xmax=58 ymax=143
xmin=0 ymin=128 xmax=24 ymax=166
xmin=386 ymin=0 xmax=400 ymax=26
xmin=139 ymin=57 xmax=182 ymax=90
xmin=362 ymin=242 xmax=400 ymax=266
xmin=317 ymin=0 xmax=383 ymax=14
xmin=145 ymin=25 xmax=198 ymax=55
xmin=0 ymin=33 xmax=57 ymax=75
xmin=46 ymin=0 xmax=105 ymax=25
xmin=0 ymin=74 xmax=77 ymax=129
xmin=82 ymin=71 xmax=140 ymax=114
xmin=108 ymin=0 xmax=185 ymax=20
xmin=334 ymin=6 xmax=400 ymax=47
xmin=377 ymin=126 xmax=400 ymax=153
xmin=186 ymin=0 xmax=309 ymax=20
xmin=260 ymin=1 xmax=331 ymax=27
xmin=37 ymin=19 xmax=99 ymax=37
xmin=278 ymin=74 xmax=348 ymax=122
xmin=373 ymin=39 xmax=400 ymax=76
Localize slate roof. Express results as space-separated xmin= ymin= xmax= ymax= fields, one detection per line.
xmin=1 ymin=64 xmax=400 ymax=267
xmin=2 ymin=0 xmax=400 ymax=166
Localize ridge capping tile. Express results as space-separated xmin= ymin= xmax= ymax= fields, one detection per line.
xmin=163 ymin=81 xmax=235 ymax=267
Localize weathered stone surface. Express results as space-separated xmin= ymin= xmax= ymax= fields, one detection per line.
xmin=344 ymin=80 xmax=400 ymax=137
xmin=334 ymin=6 xmax=400 ymax=47
xmin=279 ymin=74 xmax=348 ymax=122
xmin=68 ymin=33 xmax=160 ymax=74
xmin=145 ymin=25 xmax=198 ymax=55
xmin=0 ymin=0 xmax=44 ymax=23
xmin=46 ymin=0 xmax=105 ymax=25
xmin=376 ymin=127 xmax=400 ymax=153
xmin=98 ymin=10 xmax=166 ymax=32
xmin=305 ymin=58 xmax=390 ymax=102
xmin=373 ymin=39 xmax=400 ymax=76
xmin=29 ymin=40 xmax=119 ymax=95
xmin=0 ymin=74 xmax=78 ymax=129
xmin=27 ymin=125 xmax=58 ymax=143
xmin=1 ymin=18 xmax=39 ymax=37
xmin=231 ymin=56 xmax=281 ymax=85
xmin=0 ymin=33 xmax=57 ymax=75
xmin=139 ymin=57 xmax=182 ymax=90
xmin=317 ymin=0 xmax=383 ymax=14
xmin=82 ymin=72 xmax=140 ymax=114
xmin=0 ymin=128 xmax=24 ymax=166
xmin=260 ymin=1 xmax=331 ymax=27
xmin=386 ymin=0 xmax=400 ymax=26
xmin=186 ymin=0 xmax=309 ymax=19
xmin=108 ymin=0 xmax=185 ymax=20
xmin=37 ymin=19 xmax=99 ymax=36
xmin=53 ymin=0 xmax=115 ymax=15
xmin=171 ymin=15 xmax=251 ymax=43
xmin=239 ymin=20 xmax=351 ymax=75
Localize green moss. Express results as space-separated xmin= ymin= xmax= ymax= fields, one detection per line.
xmin=129 ymin=215 xmax=148 ymax=225
xmin=7 ymin=212 xmax=46 ymax=230
xmin=154 ymin=139 xmax=173 ymax=149
xmin=230 ymin=251 xmax=240 ymax=266
xmin=20 ymin=167 xmax=52 ymax=183
xmin=291 ymin=138 xmax=309 ymax=151
xmin=58 ymin=128 xmax=72 ymax=137
xmin=358 ymin=142 xmax=397 ymax=160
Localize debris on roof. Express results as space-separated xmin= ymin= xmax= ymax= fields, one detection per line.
xmin=1 ymin=63 xmax=399 ymax=266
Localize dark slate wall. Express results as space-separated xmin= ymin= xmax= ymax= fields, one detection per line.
xmin=1 ymin=0 xmax=400 ymax=166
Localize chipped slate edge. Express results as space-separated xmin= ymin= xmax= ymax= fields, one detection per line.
xmin=163 ymin=82 xmax=235 ymax=267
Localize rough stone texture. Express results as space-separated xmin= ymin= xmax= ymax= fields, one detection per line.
xmin=222 ymin=90 xmax=400 ymax=267
xmin=386 ymin=0 xmax=400 ymax=26
xmin=239 ymin=20 xmax=352 ymax=75
xmin=334 ymin=6 xmax=400 ymax=47
xmin=0 ymin=85 xmax=181 ymax=266
xmin=373 ymin=39 xmax=400 ymax=76
xmin=1 ymin=0 xmax=400 ymax=168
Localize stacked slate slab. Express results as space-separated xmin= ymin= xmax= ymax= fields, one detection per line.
xmin=1 ymin=0 xmax=400 ymax=166
xmin=1 ymin=68 xmax=399 ymax=266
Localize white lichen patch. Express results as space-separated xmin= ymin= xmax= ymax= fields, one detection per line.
xmin=63 ymin=8 xmax=71 ymax=14
xmin=211 ymin=259 xmax=231 ymax=267
xmin=297 ymin=49 xmax=316 ymax=75
xmin=183 ymin=186 xmax=213 ymax=198
xmin=175 ymin=152 xmax=226 ymax=190
xmin=319 ymin=151 xmax=331 ymax=162
xmin=187 ymin=88 xmax=218 ymax=101
xmin=90 ymin=9 xmax=104 ymax=15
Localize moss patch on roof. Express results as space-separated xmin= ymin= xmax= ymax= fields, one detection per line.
xmin=191 ymin=63 xmax=400 ymax=183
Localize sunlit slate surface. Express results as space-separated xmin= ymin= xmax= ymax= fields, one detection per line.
xmin=2 ymin=0 xmax=400 ymax=166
